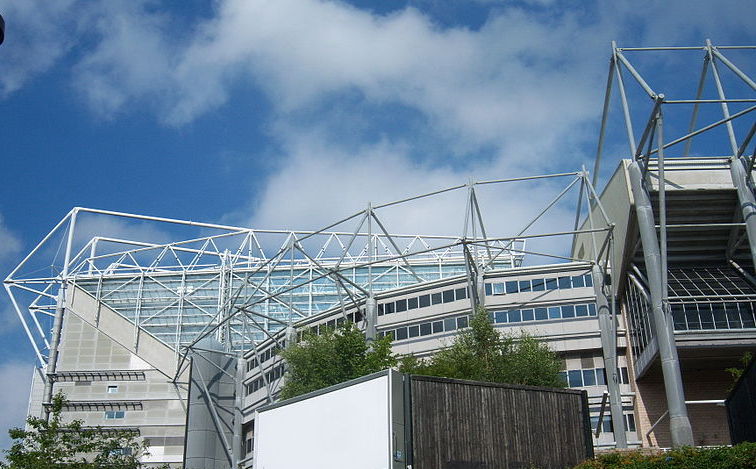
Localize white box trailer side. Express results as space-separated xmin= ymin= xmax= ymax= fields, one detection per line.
xmin=253 ymin=370 xmax=406 ymax=469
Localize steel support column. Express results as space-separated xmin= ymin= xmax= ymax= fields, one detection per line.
xmin=730 ymin=156 xmax=756 ymax=270
xmin=627 ymin=161 xmax=694 ymax=447
xmin=592 ymin=265 xmax=627 ymax=448
xmin=365 ymin=296 xmax=377 ymax=342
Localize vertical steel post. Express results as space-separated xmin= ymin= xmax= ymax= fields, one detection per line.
xmin=43 ymin=209 xmax=77 ymax=419
xmin=627 ymin=161 xmax=694 ymax=447
xmin=233 ymin=355 xmax=244 ymax=467
xmin=730 ymin=156 xmax=756 ymax=269
xmin=593 ymin=264 xmax=627 ymax=448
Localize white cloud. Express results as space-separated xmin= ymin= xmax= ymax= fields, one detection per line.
xmin=0 ymin=214 xmax=22 ymax=263
xmin=0 ymin=0 xmax=82 ymax=96
xmin=0 ymin=361 xmax=34 ymax=454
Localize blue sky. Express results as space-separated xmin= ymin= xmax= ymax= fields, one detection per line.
xmin=0 ymin=0 xmax=753 ymax=450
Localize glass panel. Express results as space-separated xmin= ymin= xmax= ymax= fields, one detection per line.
xmin=699 ymin=303 xmax=715 ymax=329
xmin=522 ymin=309 xmax=534 ymax=321
xmin=493 ymin=283 xmax=505 ymax=295
xmin=378 ymin=304 xmax=384 ymax=316
xmin=444 ymin=317 xmax=457 ymax=331
xmin=596 ymin=368 xmax=606 ymax=385
xmin=725 ymin=303 xmax=742 ymax=328
xmin=455 ymin=288 xmax=467 ymax=300
xmin=508 ymin=310 xmax=522 ymax=323
xmin=431 ymin=293 xmax=442 ymax=305
xmin=408 ymin=297 xmax=418 ymax=310
xmin=531 ymin=278 xmax=545 ymax=291
xmin=545 ymin=278 xmax=558 ymax=290
xmin=385 ymin=303 xmax=395 ymax=315
xmin=442 ymin=290 xmax=455 ymax=303
xmin=558 ymin=276 xmax=572 ymax=289
xmin=582 ymin=369 xmax=596 ymax=386
xmin=741 ymin=303 xmax=756 ymax=328
xmin=432 ymin=321 xmax=443 ymax=333
xmin=457 ymin=316 xmax=469 ymax=329
xmin=575 ymin=304 xmax=588 ymax=317
xmin=535 ymin=307 xmax=548 ymax=320
xmin=572 ymin=275 xmax=585 ymax=288
xmin=519 ymin=280 xmax=531 ymax=293
xmin=562 ymin=305 xmax=575 ymax=318
xmin=568 ymin=370 xmax=583 ymax=387
xmin=419 ymin=295 xmax=431 ymax=308
xmin=408 ymin=326 xmax=420 ymax=338
xmin=712 ymin=303 xmax=728 ymax=329
xmin=584 ymin=274 xmax=593 ymax=287
xmin=420 ymin=323 xmax=432 ymax=336
xmin=485 ymin=283 xmax=493 ymax=296
xmin=548 ymin=306 xmax=561 ymax=319
xmin=395 ymin=299 xmax=407 ymax=313
xmin=506 ymin=281 xmax=519 ymax=294
xmin=495 ymin=310 xmax=507 ymax=323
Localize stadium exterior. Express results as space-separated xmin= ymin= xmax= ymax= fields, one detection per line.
xmin=4 ymin=42 xmax=755 ymax=467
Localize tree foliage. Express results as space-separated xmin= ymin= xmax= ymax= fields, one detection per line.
xmin=1 ymin=392 xmax=166 ymax=469
xmin=278 ymin=321 xmax=397 ymax=399
xmin=400 ymin=307 xmax=565 ymax=388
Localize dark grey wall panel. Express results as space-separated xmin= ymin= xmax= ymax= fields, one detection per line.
xmin=409 ymin=375 xmax=592 ymax=469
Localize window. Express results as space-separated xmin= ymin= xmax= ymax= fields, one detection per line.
xmin=419 ymin=295 xmax=431 ymax=308
xmin=432 ymin=321 xmax=443 ymax=333
xmin=545 ymin=278 xmax=558 ymax=290
xmin=395 ymin=299 xmax=407 ymax=313
xmin=505 ymin=281 xmax=519 ymax=294
xmin=457 ymin=316 xmax=468 ymax=329
xmin=431 ymin=293 xmax=442 ymax=305
xmin=562 ymin=305 xmax=575 ymax=318
xmin=493 ymin=283 xmax=505 ymax=295
xmin=571 ymin=275 xmax=585 ymax=288
xmin=444 ymin=317 xmax=457 ymax=331
xmin=485 ymin=283 xmax=493 ymax=296
xmin=568 ymin=370 xmax=583 ymax=387
xmin=495 ymin=310 xmax=507 ymax=323
xmin=107 ymin=385 xmax=119 ymax=394
xmin=104 ymin=411 xmax=125 ymax=420
xmin=508 ymin=310 xmax=521 ymax=323
xmin=584 ymin=274 xmax=593 ymax=287
xmin=548 ymin=306 xmax=561 ymax=319
xmin=522 ymin=309 xmax=534 ymax=321
xmin=408 ymin=297 xmax=418 ymax=310
xmin=385 ymin=302 xmax=395 ymax=315
xmin=377 ymin=304 xmax=384 ymax=316
xmin=408 ymin=325 xmax=420 ymax=338
xmin=558 ymin=276 xmax=572 ymax=289
xmin=395 ymin=327 xmax=408 ymax=340
xmin=582 ymin=369 xmax=596 ymax=386
xmin=419 ymin=323 xmax=432 ymax=336
xmin=535 ymin=307 xmax=548 ymax=320
xmin=575 ymin=304 xmax=588 ymax=317
xmin=442 ymin=289 xmax=455 ymax=303
xmin=455 ymin=288 xmax=467 ymax=300
xmin=519 ymin=280 xmax=531 ymax=293
xmin=531 ymin=278 xmax=545 ymax=291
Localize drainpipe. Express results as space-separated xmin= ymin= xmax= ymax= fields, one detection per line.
xmin=627 ymin=161 xmax=694 ymax=447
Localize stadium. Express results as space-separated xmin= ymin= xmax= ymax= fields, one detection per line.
xmin=4 ymin=42 xmax=755 ymax=467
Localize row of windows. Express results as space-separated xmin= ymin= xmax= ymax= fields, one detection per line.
xmin=247 ymin=341 xmax=286 ymax=371
xmin=299 ymin=311 xmax=364 ymax=340
xmin=378 ymin=287 xmax=469 ymax=316
xmin=558 ymin=367 xmax=630 ymax=388
xmin=590 ymin=413 xmax=636 ymax=433
xmin=485 ymin=273 xmax=593 ymax=296
xmin=245 ymin=363 xmax=285 ymax=395
xmin=104 ymin=410 xmax=125 ymax=420
xmin=378 ymin=301 xmax=599 ymax=343
xmin=489 ymin=302 xmax=598 ymax=324
xmin=672 ymin=301 xmax=756 ymax=331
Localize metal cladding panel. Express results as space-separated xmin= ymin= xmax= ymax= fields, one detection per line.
xmin=254 ymin=372 xmax=393 ymax=469
xmin=726 ymin=358 xmax=756 ymax=444
xmin=409 ymin=375 xmax=593 ymax=469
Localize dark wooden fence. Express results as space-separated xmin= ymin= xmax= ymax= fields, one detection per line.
xmin=726 ymin=357 xmax=756 ymax=444
xmin=409 ymin=375 xmax=593 ymax=469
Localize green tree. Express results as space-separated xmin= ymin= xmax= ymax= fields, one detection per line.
xmin=2 ymin=392 xmax=166 ymax=469
xmin=400 ymin=307 xmax=565 ymax=388
xmin=278 ymin=321 xmax=397 ymax=399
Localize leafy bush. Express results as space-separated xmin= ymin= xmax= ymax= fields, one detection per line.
xmin=573 ymin=443 xmax=756 ymax=469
